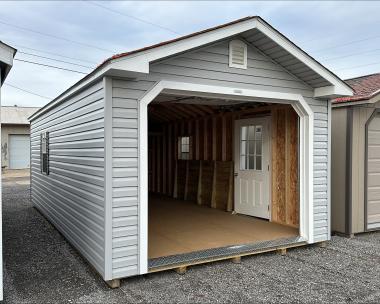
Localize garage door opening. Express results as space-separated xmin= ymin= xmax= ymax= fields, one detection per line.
xmin=147 ymin=93 xmax=301 ymax=269
xmin=9 ymin=134 xmax=30 ymax=169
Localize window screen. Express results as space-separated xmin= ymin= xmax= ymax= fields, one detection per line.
xmin=40 ymin=132 xmax=49 ymax=175
xmin=240 ymin=125 xmax=262 ymax=171
xmin=178 ymin=136 xmax=191 ymax=160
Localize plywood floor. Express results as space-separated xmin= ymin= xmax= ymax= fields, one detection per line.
xmin=149 ymin=196 xmax=298 ymax=259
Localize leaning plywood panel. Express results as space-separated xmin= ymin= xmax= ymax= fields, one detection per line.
xmin=30 ymin=80 xmax=106 ymax=277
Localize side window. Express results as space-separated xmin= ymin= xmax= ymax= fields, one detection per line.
xmin=40 ymin=132 xmax=49 ymax=175
xmin=178 ymin=136 xmax=191 ymax=160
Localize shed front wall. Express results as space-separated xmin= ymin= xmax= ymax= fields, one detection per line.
xmin=30 ymin=80 xmax=107 ymax=277
xmin=110 ymin=37 xmax=330 ymax=279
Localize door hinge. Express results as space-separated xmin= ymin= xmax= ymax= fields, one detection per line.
xmin=268 ymin=164 xmax=270 ymax=171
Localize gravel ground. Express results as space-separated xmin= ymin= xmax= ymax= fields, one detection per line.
xmin=3 ymin=174 xmax=380 ymax=303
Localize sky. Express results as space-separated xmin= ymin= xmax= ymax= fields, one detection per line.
xmin=1 ymin=1 xmax=380 ymax=107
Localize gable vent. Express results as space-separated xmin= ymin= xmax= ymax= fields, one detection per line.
xmin=229 ymin=40 xmax=247 ymax=69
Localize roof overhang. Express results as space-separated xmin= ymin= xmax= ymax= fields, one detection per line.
xmin=0 ymin=41 xmax=16 ymax=85
xmin=332 ymin=91 xmax=380 ymax=108
xmin=30 ymin=16 xmax=353 ymax=121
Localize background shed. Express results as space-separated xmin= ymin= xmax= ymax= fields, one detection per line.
xmin=332 ymin=73 xmax=380 ymax=235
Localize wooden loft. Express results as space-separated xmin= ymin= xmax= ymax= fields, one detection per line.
xmin=148 ymin=95 xmax=299 ymax=228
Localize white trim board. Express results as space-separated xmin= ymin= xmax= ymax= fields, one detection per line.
xmin=138 ymin=80 xmax=315 ymax=275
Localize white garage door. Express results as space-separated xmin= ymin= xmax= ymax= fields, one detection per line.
xmin=9 ymin=135 xmax=30 ymax=169
xmin=367 ymin=114 xmax=380 ymax=230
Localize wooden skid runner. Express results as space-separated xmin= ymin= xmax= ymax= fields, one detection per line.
xmin=148 ymin=241 xmax=307 ymax=274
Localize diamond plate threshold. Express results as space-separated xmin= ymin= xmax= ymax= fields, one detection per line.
xmin=149 ymin=236 xmax=307 ymax=272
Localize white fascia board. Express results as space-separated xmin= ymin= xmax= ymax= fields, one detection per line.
xmin=314 ymin=85 xmax=353 ymax=99
xmin=28 ymin=65 xmax=141 ymax=121
xmin=255 ymin=20 xmax=353 ymax=98
xmin=110 ymin=19 xmax=258 ymax=72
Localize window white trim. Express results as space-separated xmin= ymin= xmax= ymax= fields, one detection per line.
xmin=138 ymin=80 xmax=314 ymax=275
xmin=229 ymin=40 xmax=247 ymax=69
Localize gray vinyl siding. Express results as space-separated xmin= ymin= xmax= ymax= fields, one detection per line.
xmin=110 ymin=78 xmax=155 ymax=278
xmin=30 ymin=80 xmax=106 ymax=277
xmin=110 ymin=36 xmax=330 ymax=276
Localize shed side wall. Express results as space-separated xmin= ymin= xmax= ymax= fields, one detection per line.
xmin=111 ymin=37 xmax=330 ymax=278
xmin=30 ymin=80 xmax=106 ymax=277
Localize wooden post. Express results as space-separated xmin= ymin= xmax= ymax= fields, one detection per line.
xmin=226 ymin=161 xmax=234 ymax=212
xmin=317 ymin=241 xmax=327 ymax=248
xmin=175 ymin=266 xmax=187 ymax=274
xmin=211 ymin=161 xmax=217 ymax=208
xmin=212 ymin=116 xmax=217 ymax=161
xmin=105 ymin=279 xmax=121 ymax=289
xmin=195 ymin=119 xmax=200 ymax=160
xmin=222 ymin=114 xmax=227 ymax=161
xmin=204 ymin=118 xmax=208 ymax=161
xmin=162 ymin=125 xmax=167 ymax=195
xmin=197 ymin=160 xmax=203 ymax=205
xmin=231 ymin=256 xmax=241 ymax=264
xmin=184 ymin=160 xmax=190 ymax=200
xmin=277 ymin=248 xmax=287 ymax=256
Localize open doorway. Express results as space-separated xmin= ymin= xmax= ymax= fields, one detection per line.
xmin=147 ymin=93 xmax=300 ymax=265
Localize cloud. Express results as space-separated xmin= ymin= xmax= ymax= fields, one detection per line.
xmin=1 ymin=1 xmax=380 ymax=106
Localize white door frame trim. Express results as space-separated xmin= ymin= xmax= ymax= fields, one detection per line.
xmin=138 ymin=80 xmax=314 ymax=274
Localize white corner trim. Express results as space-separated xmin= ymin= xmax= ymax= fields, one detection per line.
xmin=138 ymin=80 xmax=315 ymax=274
xmin=103 ymin=77 xmax=113 ymax=280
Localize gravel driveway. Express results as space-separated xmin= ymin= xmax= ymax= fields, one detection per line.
xmin=3 ymin=173 xmax=380 ymax=303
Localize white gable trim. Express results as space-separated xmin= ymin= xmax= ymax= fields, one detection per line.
xmin=138 ymin=80 xmax=315 ymax=275
xmin=30 ymin=16 xmax=352 ymax=121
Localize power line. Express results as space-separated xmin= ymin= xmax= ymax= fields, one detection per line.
xmin=4 ymin=83 xmax=52 ymax=100
xmin=0 ymin=19 xmax=114 ymax=53
xmin=334 ymin=61 xmax=380 ymax=72
xmin=312 ymin=33 xmax=380 ymax=54
xmin=86 ymin=1 xmax=181 ymax=35
xmin=13 ymin=44 xmax=98 ymax=64
xmin=321 ymin=48 xmax=380 ymax=62
xmin=18 ymin=51 xmax=93 ymax=69
xmin=14 ymin=58 xmax=88 ymax=74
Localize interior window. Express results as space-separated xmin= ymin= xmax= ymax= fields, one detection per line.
xmin=40 ymin=132 xmax=50 ymax=175
xmin=240 ymin=125 xmax=262 ymax=170
xmin=178 ymin=136 xmax=191 ymax=160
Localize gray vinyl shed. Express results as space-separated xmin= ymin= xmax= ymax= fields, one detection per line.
xmin=332 ymin=73 xmax=380 ymax=236
xmin=29 ymin=16 xmax=352 ymax=287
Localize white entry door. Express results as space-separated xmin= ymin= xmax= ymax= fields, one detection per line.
xmin=9 ymin=135 xmax=30 ymax=169
xmin=234 ymin=117 xmax=270 ymax=219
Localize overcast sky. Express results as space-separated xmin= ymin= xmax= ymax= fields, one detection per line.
xmin=1 ymin=1 xmax=380 ymax=107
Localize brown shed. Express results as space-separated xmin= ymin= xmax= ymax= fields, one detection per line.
xmin=332 ymin=73 xmax=380 ymax=235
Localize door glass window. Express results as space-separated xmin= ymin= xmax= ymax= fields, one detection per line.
xmin=240 ymin=125 xmax=263 ymax=170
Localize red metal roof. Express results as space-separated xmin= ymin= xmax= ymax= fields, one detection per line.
xmin=98 ymin=16 xmax=257 ymax=68
xmin=333 ymin=73 xmax=380 ymax=104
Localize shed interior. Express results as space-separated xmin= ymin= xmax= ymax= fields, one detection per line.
xmin=147 ymin=93 xmax=300 ymax=261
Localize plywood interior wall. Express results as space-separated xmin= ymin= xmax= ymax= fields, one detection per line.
xmin=148 ymin=102 xmax=299 ymax=227
xmin=271 ymin=108 xmax=299 ymax=228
